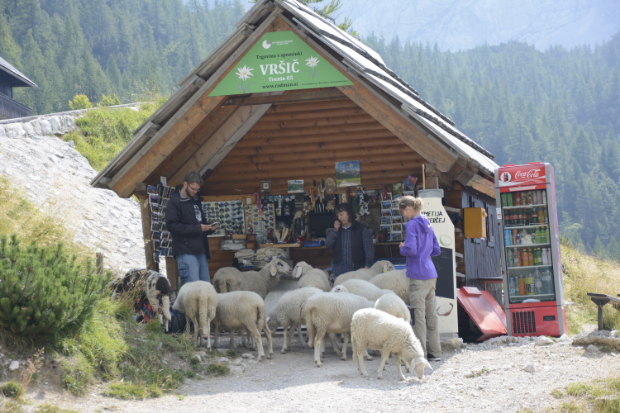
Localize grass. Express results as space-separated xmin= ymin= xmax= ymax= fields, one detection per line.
xmin=0 ymin=402 xmax=79 ymax=413
xmin=550 ymin=376 xmax=620 ymax=413
xmin=465 ymin=368 xmax=490 ymax=378
xmin=561 ymin=239 xmax=620 ymax=333
xmin=0 ymin=382 xmax=24 ymax=399
xmin=61 ymin=98 xmax=166 ymax=171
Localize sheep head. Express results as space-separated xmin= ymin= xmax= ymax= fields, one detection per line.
xmin=372 ymin=260 xmax=396 ymax=273
xmin=331 ymin=285 xmax=349 ymax=293
xmin=413 ymin=356 xmax=433 ymax=380
xmin=292 ymin=261 xmax=311 ymax=279
xmin=269 ymin=258 xmax=292 ymax=277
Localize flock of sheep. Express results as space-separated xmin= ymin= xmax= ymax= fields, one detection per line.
xmin=139 ymin=258 xmax=433 ymax=381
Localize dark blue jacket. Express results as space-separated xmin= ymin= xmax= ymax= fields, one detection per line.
xmin=165 ymin=191 xmax=213 ymax=258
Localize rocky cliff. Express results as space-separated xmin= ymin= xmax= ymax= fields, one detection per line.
xmin=0 ymin=112 xmax=149 ymax=275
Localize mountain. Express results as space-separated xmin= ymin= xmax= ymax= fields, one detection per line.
xmin=242 ymin=0 xmax=620 ymax=51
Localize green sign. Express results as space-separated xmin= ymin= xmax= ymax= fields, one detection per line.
xmin=208 ymin=31 xmax=353 ymax=96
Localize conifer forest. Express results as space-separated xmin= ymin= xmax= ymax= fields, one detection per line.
xmin=1 ymin=0 xmax=619 ymax=258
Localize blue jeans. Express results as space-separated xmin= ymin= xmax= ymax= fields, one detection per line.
xmin=176 ymin=254 xmax=210 ymax=286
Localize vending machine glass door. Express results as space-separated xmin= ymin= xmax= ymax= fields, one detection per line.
xmin=500 ymin=189 xmax=556 ymax=304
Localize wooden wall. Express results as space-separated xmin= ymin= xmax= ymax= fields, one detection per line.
xmin=202 ymin=96 xmax=424 ymax=195
xmin=462 ymin=187 xmax=502 ymax=289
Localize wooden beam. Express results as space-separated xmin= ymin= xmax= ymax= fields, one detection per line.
xmin=467 ymin=174 xmax=496 ymax=198
xmin=259 ymin=107 xmax=365 ymax=121
xmin=234 ymin=129 xmax=396 ymax=148
xmin=265 ymin=99 xmax=357 ymax=113
xmin=138 ymin=194 xmax=156 ymax=271
xmin=147 ymin=105 xmax=240 ymax=182
xmin=242 ymin=121 xmax=386 ymax=139
xmin=250 ymin=113 xmax=375 ymax=130
xmin=222 ymin=89 xmax=345 ymax=106
xmin=170 ymin=103 xmax=273 ymax=186
xmin=229 ymin=139 xmax=407 ymax=157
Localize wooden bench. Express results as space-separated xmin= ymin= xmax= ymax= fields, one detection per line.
xmin=587 ymin=293 xmax=620 ymax=330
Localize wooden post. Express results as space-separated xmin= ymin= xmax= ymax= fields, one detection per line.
xmin=166 ymin=257 xmax=179 ymax=291
xmin=136 ymin=184 xmax=157 ymax=271
xmin=425 ymin=164 xmax=440 ymax=190
xmin=96 ymin=252 xmax=104 ymax=275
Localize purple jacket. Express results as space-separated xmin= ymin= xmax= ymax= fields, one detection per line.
xmin=400 ymin=214 xmax=441 ymax=280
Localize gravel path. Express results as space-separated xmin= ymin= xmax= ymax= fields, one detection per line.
xmin=28 ymin=333 xmax=619 ymax=413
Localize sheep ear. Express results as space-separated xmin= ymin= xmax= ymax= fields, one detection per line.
xmin=270 ymin=263 xmax=277 ymax=276
xmin=383 ymin=264 xmax=388 ymax=273
xmin=293 ymin=266 xmax=302 ymax=278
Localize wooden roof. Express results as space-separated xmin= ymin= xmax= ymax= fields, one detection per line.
xmin=91 ymin=0 xmax=499 ymax=199
xmin=0 ymin=56 xmax=37 ymax=88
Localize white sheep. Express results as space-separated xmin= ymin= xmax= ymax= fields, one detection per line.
xmin=172 ymin=281 xmax=218 ymax=349
xmin=213 ymin=257 xmax=292 ymax=298
xmin=333 ymin=260 xmax=396 ymax=286
xmin=292 ymin=261 xmax=331 ymax=291
xmin=351 ymin=308 xmax=432 ymax=381
xmin=212 ymin=291 xmax=273 ymax=361
xmin=334 ymin=279 xmax=395 ymax=302
xmin=375 ymin=293 xmax=411 ymax=323
xmin=369 ymin=269 xmax=409 ymax=304
xmin=267 ymin=287 xmax=323 ymax=353
xmin=304 ymin=291 xmax=374 ymax=366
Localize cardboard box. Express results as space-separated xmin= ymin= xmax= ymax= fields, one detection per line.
xmin=464 ymin=207 xmax=487 ymax=238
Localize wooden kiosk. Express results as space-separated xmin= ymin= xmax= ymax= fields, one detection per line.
xmin=92 ymin=0 xmax=501 ymax=299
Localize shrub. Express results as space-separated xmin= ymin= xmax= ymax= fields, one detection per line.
xmin=0 ymin=381 xmax=24 ymax=398
xmin=98 ymin=94 xmax=121 ymax=107
xmin=0 ymin=234 xmax=112 ymax=337
xmin=68 ymin=94 xmax=92 ymax=110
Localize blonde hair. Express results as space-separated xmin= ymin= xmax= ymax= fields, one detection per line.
xmin=399 ymin=195 xmax=423 ymax=212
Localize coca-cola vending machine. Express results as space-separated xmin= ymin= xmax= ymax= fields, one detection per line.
xmin=495 ymin=162 xmax=567 ymax=337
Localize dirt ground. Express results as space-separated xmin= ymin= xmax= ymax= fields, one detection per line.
xmin=15 ymin=329 xmax=620 ymax=413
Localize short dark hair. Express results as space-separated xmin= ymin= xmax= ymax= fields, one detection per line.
xmin=183 ymin=171 xmax=203 ymax=186
xmin=334 ymin=202 xmax=356 ymax=222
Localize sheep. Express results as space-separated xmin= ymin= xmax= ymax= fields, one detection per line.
xmin=304 ymin=291 xmax=374 ymax=366
xmin=267 ymin=287 xmax=323 ymax=353
xmin=292 ymin=261 xmax=331 ymax=291
xmin=351 ymin=308 xmax=432 ymax=381
xmin=111 ymin=269 xmax=172 ymax=330
xmin=213 ymin=257 xmax=292 ymax=298
xmin=374 ymin=293 xmax=411 ymax=323
xmin=334 ymin=279 xmax=395 ymax=302
xmin=172 ymin=281 xmax=218 ymax=349
xmin=212 ymin=291 xmax=273 ymax=361
xmin=369 ymin=269 xmax=409 ymax=304
xmin=333 ymin=260 xmax=396 ymax=286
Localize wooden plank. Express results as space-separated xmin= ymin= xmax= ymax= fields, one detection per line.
xmin=138 ymin=194 xmax=156 ymax=271
xmin=242 ymin=121 xmax=386 ymax=139
xmin=170 ymin=103 xmax=273 ymax=186
xmin=468 ymin=174 xmax=496 ymax=199
xmin=165 ymin=257 xmax=179 ymax=290
xmin=229 ymin=139 xmax=407 ymax=157
xmin=234 ymin=129 xmax=396 ymax=147
xmin=249 ymin=114 xmax=375 ymax=130
xmin=259 ymin=107 xmax=365 ymax=120
xmin=265 ymin=99 xmax=357 ymax=113
xmin=147 ymin=105 xmax=240 ymax=183
xmin=222 ymin=89 xmax=345 ymax=106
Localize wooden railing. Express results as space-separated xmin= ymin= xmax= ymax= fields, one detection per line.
xmin=0 ymin=93 xmax=32 ymax=120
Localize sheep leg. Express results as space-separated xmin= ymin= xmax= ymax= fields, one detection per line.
xmin=263 ymin=324 xmax=273 ymax=359
xmin=314 ymin=329 xmax=326 ymax=366
xmin=377 ymin=350 xmax=390 ymax=380
xmin=403 ymin=359 xmax=411 ymax=373
xmin=395 ymin=355 xmax=406 ymax=381
xmin=213 ymin=323 xmax=220 ymax=349
xmin=357 ymin=345 xmax=369 ymax=377
xmin=281 ymin=323 xmax=290 ymax=353
xmin=328 ymin=333 xmax=341 ymax=356
xmin=296 ymin=325 xmax=306 ymax=347
xmin=246 ymin=324 xmax=265 ymax=361
xmin=364 ymin=349 xmax=373 ymax=361
xmin=341 ymin=333 xmax=349 ymax=361
xmin=288 ymin=324 xmax=298 ymax=348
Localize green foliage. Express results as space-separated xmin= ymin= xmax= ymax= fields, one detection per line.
xmin=36 ymin=405 xmax=80 ymax=413
xmin=0 ymin=234 xmax=112 ymax=337
xmin=103 ymin=382 xmax=163 ymax=400
xmin=60 ymin=353 xmax=94 ymax=396
xmin=61 ymin=102 xmax=162 ymax=171
xmin=98 ymin=94 xmax=121 ymax=107
xmin=68 ymin=94 xmax=93 ymax=110
xmin=205 ymin=363 xmax=230 ymax=376
xmin=0 ymin=381 xmax=24 ymax=399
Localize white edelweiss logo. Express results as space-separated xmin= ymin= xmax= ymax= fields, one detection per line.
xmin=262 ymin=39 xmax=271 ymax=49
xmin=236 ymin=65 xmax=254 ymax=81
xmin=305 ymin=56 xmax=320 ymax=68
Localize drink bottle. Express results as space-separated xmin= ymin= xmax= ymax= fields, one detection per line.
xmin=507 ymin=251 xmax=513 ymax=267
xmin=542 ymin=269 xmax=553 ymax=294
xmin=528 ymin=249 xmax=534 ymax=266
xmin=534 ymin=269 xmax=543 ymax=294
xmin=525 ymin=272 xmax=535 ymax=295
xmin=537 ymin=208 xmax=544 ymax=223
xmin=536 ymin=248 xmax=542 ymax=265
xmin=541 ymin=190 xmax=547 ymax=205
xmin=519 ymin=275 xmax=526 ymax=295
xmin=509 ymin=277 xmax=516 ymax=297
xmin=515 ymin=193 xmax=521 ymax=205
xmin=531 ymin=208 xmax=537 ymax=226
xmin=519 ymin=209 xmax=525 ymax=226
xmin=545 ymin=227 xmax=550 ymax=243
xmin=544 ymin=209 xmax=548 ymax=224
xmin=542 ymin=248 xmax=548 ymax=265
xmin=514 ymin=229 xmax=519 ymax=245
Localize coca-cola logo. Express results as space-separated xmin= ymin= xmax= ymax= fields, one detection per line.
xmin=515 ymin=169 xmax=541 ymax=180
xmin=499 ymin=172 xmax=511 ymax=182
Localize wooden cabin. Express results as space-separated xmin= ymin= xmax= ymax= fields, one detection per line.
xmin=0 ymin=56 xmax=37 ymax=120
xmin=92 ymin=0 xmax=501 ymax=296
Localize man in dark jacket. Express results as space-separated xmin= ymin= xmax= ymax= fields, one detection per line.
xmin=165 ymin=171 xmax=216 ymax=285
xmin=325 ymin=203 xmax=374 ymax=277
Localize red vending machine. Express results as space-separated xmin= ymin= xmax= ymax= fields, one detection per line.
xmin=495 ymin=162 xmax=567 ymax=337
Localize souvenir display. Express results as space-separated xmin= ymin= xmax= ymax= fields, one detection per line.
xmin=202 ymin=200 xmax=245 ymax=237
xmin=147 ymin=184 xmax=175 ymax=262
xmin=245 ymin=203 xmax=276 ymax=244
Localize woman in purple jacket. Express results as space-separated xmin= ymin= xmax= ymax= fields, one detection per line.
xmin=399 ymin=196 xmax=442 ymax=361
